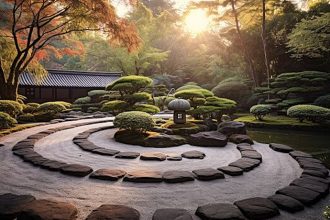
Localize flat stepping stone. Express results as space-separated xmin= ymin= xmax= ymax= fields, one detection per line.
xmin=290 ymin=178 xmax=329 ymax=195
xmin=234 ymin=197 xmax=279 ymax=220
xmin=40 ymin=160 xmax=67 ymax=171
xmin=241 ymin=151 xmax=262 ymax=161
xmin=76 ymin=142 xmax=100 ymax=151
xmin=153 ymin=208 xmax=193 ymax=220
xmin=218 ymin=166 xmax=243 ymax=176
xmin=13 ymin=149 xmax=36 ymax=157
xmin=299 ymin=161 xmax=327 ymax=170
xmin=90 ymin=169 xmax=126 ymax=181
xmin=140 ymin=152 xmax=167 ymax=161
xmin=229 ymin=134 xmax=254 ymax=145
xmin=86 ymin=204 xmax=140 ymax=220
xmin=124 ymin=171 xmax=163 ymax=183
xmin=26 ymin=156 xmax=49 ymax=166
xmin=269 ymin=143 xmax=293 ymax=153
xmin=229 ymin=158 xmax=260 ymax=171
xmin=289 ymin=151 xmax=313 ymax=158
xmin=192 ymin=168 xmax=224 ymax=181
xmin=12 ymin=142 xmax=34 ymax=151
xmin=166 ymin=154 xmax=182 ymax=161
xmin=91 ymin=148 xmax=119 ymax=156
xmin=276 ymin=185 xmax=321 ymax=205
xmin=181 ymin=150 xmax=205 ymax=159
xmin=268 ymin=194 xmax=304 ymax=213
xmin=115 ymin=152 xmax=140 ymax=159
xmin=0 ymin=193 xmax=36 ymax=220
xmin=217 ymin=121 xmax=246 ymax=136
xmin=302 ymin=169 xmax=328 ymax=178
xmin=188 ymin=131 xmax=227 ymax=147
xmin=163 ymin=171 xmax=195 ymax=183
xmin=17 ymin=199 xmax=78 ymax=220
xmin=60 ymin=164 xmax=93 ymax=177
xmin=300 ymin=175 xmax=330 ymax=184
xmin=296 ymin=157 xmax=323 ymax=164
xmin=196 ymin=203 xmax=246 ymax=220
xmin=237 ymin=144 xmax=254 ymax=151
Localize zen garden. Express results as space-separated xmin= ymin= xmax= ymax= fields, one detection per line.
xmin=0 ymin=1 xmax=330 ymax=220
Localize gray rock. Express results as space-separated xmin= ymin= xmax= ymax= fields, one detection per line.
xmin=163 ymin=171 xmax=195 ymax=183
xmin=181 ymin=150 xmax=205 ymax=159
xmin=302 ymin=169 xmax=328 ymax=178
xmin=140 ymin=152 xmax=167 ymax=161
xmin=217 ymin=121 xmax=246 ymax=136
xmin=60 ymin=164 xmax=93 ymax=177
xmin=91 ymin=148 xmax=119 ymax=156
xmin=115 ymin=152 xmax=140 ymax=159
xmin=144 ymin=134 xmax=187 ymax=147
xmin=290 ymin=178 xmax=329 ymax=195
xmin=289 ymin=151 xmax=313 ymax=158
xmin=166 ymin=154 xmax=182 ymax=161
xmin=86 ymin=205 xmax=140 ymax=220
xmin=218 ymin=166 xmax=243 ymax=176
xmin=90 ymin=169 xmax=126 ymax=181
xmin=234 ymin=197 xmax=279 ymax=220
xmin=268 ymin=194 xmax=304 ymax=213
xmin=124 ymin=171 xmax=163 ymax=183
xmin=40 ymin=160 xmax=67 ymax=171
xmin=192 ymin=168 xmax=225 ymax=181
xmin=236 ymin=144 xmax=254 ymax=151
xmin=153 ymin=208 xmax=193 ymax=220
xmin=0 ymin=193 xmax=36 ymax=220
xmin=188 ymin=131 xmax=228 ymax=147
xmin=229 ymin=158 xmax=260 ymax=171
xmin=276 ymin=185 xmax=321 ymax=205
xmin=196 ymin=203 xmax=246 ymax=220
xmin=300 ymin=175 xmax=330 ymax=184
xmin=229 ymin=134 xmax=254 ymax=145
xmin=269 ymin=143 xmax=293 ymax=153
xmin=241 ymin=151 xmax=262 ymax=161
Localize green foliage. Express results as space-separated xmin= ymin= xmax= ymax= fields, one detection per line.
xmin=114 ymin=111 xmax=155 ymax=133
xmin=74 ymin=96 xmax=91 ymax=104
xmin=323 ymin=205 xmax=330 ymax=219
xmin=0 ymin=100 xmax=23 ymax=117
xmin=204 ymin=96 xmax=237 ymax=109
xmin=174 ymin=89 xmax=205 ymax=99
xmin=0 ymin=112 xmax=17 ymax=129
xmin=17 ymin=113 xmax=35 ymax=123
xmin=52 ymin=101 xmax=71 ymax=109
xmin=287 ymin=104 xmax=330 ymax=123
xmin=88 ymin=90 xmax=109 ymax=97
xmin=314 ymin=95 xmax=330 ymax=108
xmin=125 ymin=92 xmax=152 ymax=104
xmin=176 ymin=84 xmax=203 ymax=91
xmin=107 ymin=75 xmax=153 ymax=94
xmin=133 ymin=104 xmax=160 ymax=114
xmin=250 ymin=104 xmax=273 ymax=120
xmin=188 ymin=106 xmax=221 ymax=116
xmin=33 ymin=111 xmax=58 ymax=122
xmin=152 ymin=96 xmax=175 ymax=110
xmin=101 ymin=100 xmax=129 ymax=115
xmin=23 ymin=103 xmax=40 ymax=113
xmin=37 ymin=102 xmax=66 ymax=114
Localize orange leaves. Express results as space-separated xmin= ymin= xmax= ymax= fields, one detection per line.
xmin=35 ymin=49 xmax=49 ymax=61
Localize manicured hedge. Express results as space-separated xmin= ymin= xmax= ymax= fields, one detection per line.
xmin=101 ymin=100 xmax=128 ymax=115
xmin=74 ymin=96 xmax=91 ymax=104
xmin=37 ymin=102 xmax=66 ymax=113
xmin=114 ymin=111 xmax=155 ymax=133
xmin=250 ymin=104 xmax=273 ymax=120
xmin=0 ymin=112 xmax=17 ymax=129
xmin=133 ymin=104 xmax=160 ymax=114
xmin=0 ymin=100 xmax=23 ymax=117
xmin=287 ymin=104 xmax=330 ymax=123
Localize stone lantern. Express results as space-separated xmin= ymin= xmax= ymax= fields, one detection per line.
xmin=168 ymin=99 xmax=191 ymax=124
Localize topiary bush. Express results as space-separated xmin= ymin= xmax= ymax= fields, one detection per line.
xmin=0 ymin=112 xmax=17 ymax=129
xmin=314 ymin=95 xmax=330 ymax=108
xmin=74 ymin=96 xmax=91 ymax=104
xmin=17 ymin=113 xmax=35 ymax=123
xmin=133 ymin=104 xmax=160 ymax=114
xmin=0 ymin=100 xmax=23 ymax=117
xmin=53 ymin=101 xmax=71 ymax=109
xmin=88 ymin=90 xmax=109 ymax=97
xmin=23 ymin=103 xmax=40 ymax=113
xmin=287 ymin=104 xmax=330 ymax=123
xmin=36 ymin=102 xmax=66 ymax=114
xmin=114 ymin=111 xmax=155 ymax=133
xmin=106 ymin=75 xmax=153 ymax=94
xmin=152 ymin=96 xmax=175 ymax=110
xmin=250 ymin=104 xmax=273 ymax=120
xmin=101 ymin=100 xmax=129 ymax=115
xmin=33 ymin=111 xmax=58 ymax=122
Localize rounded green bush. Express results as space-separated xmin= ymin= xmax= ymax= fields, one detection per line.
xmin=37 ymin=102 xmax=66 ymax=113
xmin=114 ymin=111 xmax=155 ymax=133
xmin=176 ymin=84 xmax=203 ymax=92
xmin=205 ymin=97 xmax=237 ymax=109
xmin=314 ymin=95 xmax=330 ymax=108
xmin=0 ymin=112 xmax=17 ymax=129
xmin=33 ymin=111 xmax=58 ymax=122
xmin=174 ymin=89 xmax=205 ymax=99
xmin=0 ymin=100 xmax=23 ymax=117
xmin=74 ymin=96 xmax=91 ymax=104
xmin=17 ymin=113 xmax=35 ymax=123
xmin=88 ymin=90 xmax=109 ymax=97
xmin=287 ymin=104 xmax=330 ymax=123
xmin=53 ymin=101 xmax=71 ymax=109
xmin=101 ymin=100 xmax=128 ymax=115
xmin=125 ymin=92 xmax=151 ymax=103
xmin=250 ymin=104 xmax=273 ymax=120
xmin=133 ymin=104 xmax=160 ymax=114
xmin=106 ymin=76 xmax=153 ymax=92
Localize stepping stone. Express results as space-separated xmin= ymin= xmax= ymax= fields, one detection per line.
xmin=276 ymin=185 xmax=321 ymax=205
xmin=17 ymin=199 xmax=78 ymax=220
xmin=166 ymin=154 xmax=182 ymax=161
xmin=300 ymin=175 xmax=330 ymax=184
xmin=60 ymin=164 xmax=93 ymax=177
xmin=217 ymin=121 xmax=246 ymax=136
xmin=234 ymin=197 xmax=279 ymax=220
xmin=290 ymin=178 xmax=329 ymax=195
xmin=27 ymin=156 xmax=49 ymax=166
xmin=13 ymin=149 xmax=35 ymax=157
xmin=86 ymin=204 xmax=140 ymax=220
xmin=196 ymin=203 xmax=245 ymax=220
xmin=124 ymin=171 xmax=163 ymax=183
xmin=115 ymin=152 xmax=140 ymax=159
xmin=192 ymin=168 xmax=224 ymax=181
xmin=299 ymin=161 xmax=327 ymax=170
xmin=296 ymin=157 xmax=323 ymax=164
xmin=237 ymin=144 xmax=254 ymax=151
xmin=90 ymin=169 xmax=126 ymax=181
xmin=0 ymin=193 xmax=36 ymax=220
xmin=229 ymin=158 xmax=260 ymax=171
xmin=268 ymin=194 xmax=304 ymax=213
xmin=140 ymin=152 xmax=167 ymax=161
xmin=40 ymin=160 xmax=67 ymax=171
xmin=188 ymin=131 xmax=227 ymax=147
xmin=91 ymin=148 xmax=119 ymax=156
xmin=241 ymin=151 xmax=262 ymax=161
xmin=229 ymin=134 xmax=254 ymax=145
xmin=218 ymin=166 xmax=243 ymax=176
xmin=77 ymin=142 xmax=100 ymax=151
xmin=181 ymin=150 xmax=205 ymax=159
xmin=289 ymin=151 xmax=313 ymax=158
xmin=163 ymin=171 xmax=195 ymax=183
xmin=269 ymin=143 xmax=293 ymax=153
xmin=153 ymin=208 xmax=193 ymax=220
xmin=27 ymin=134 xmax=47 ymax=140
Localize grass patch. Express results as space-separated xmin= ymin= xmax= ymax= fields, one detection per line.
xmin=235 ymin=114 xmax=318 ymax=126
xmin=0 ymin=123 xmax=41 ymax=137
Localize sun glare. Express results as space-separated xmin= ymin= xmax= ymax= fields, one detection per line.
xmin=184 ymin=9 xmax=210 ymax=35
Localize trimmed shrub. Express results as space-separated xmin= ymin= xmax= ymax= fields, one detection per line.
xmin=37 ymin=102 xmax=66 ymax=113
xmin=133 ymin=104 xmax=160 ymax=114
xmin=114 ymin=111 xmax=155 ymax=133
xmin=125 ymin=92 xmax=152 ymax=104
xmin=33 ymin=111 xmax=58 ymax=122
xmin=101 ymin=100 xmax=128 ymax=115
xmin=314 ymin=95 xmax=330 ymax=108
xmin=88 ymin=90 xmax=108 ymax=97
xmin=74 ymin=96 xmax=91 ymax=104
xmin=174 ymin=89 xmax=205 ymax=99
xmin=87 ymin=107 xmax=99 ymax=113
xmin=0 ymin=100 xmax=23 ymax=117
xmin=0 ymin=112 xmax=17 ymax=129
xmin=106 ymin=75 xmax=153 ymax=93
xmin=17 ymin=113 xmax=35 ymax=123
xmin=287 ymin=104 xmax=330 ymax=123
xmin=23 ymin=103 xmax=40 ymax=114
xmin=205 ymin=97 xmax=237 ymax=110
xmin=176 ymin=84 xmax=203 ymax=92
xmin=250 ymin=104 xmax=273 ymax=120
xmin=53 ymin=101 xmax=71 ymax=109
xmin=153 ymin=96 xmax=175 ymax=110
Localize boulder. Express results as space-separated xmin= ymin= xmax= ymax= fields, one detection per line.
xmin=86 ymin=205 xmax=140 ymax=220
xmin=217 ymin=166 xmax=243 ymax=176
xmin=276 ymin=185 xmax=321 ymax=205
xmin=234 ymin=197 xmax=279 ymax=220
xmin=163 ymin=171 xmax=195 ymax=183
xmin=192 ymin=168 xmax=225 ymax=181
xmin=181 ymin=150 xmax=205 ymax=159
xmin=60 ymin=164 xmax=93 ymax=177
xmin=123 ymin=171 xmax=163 ymax=183
xmin=217 ymin=121 xmax=246 ymax=136
xmin=17 ymin=199 xmax=78 ymax=220
xmin=90 ymin=169 xmax=126 ymax=181
xmin=153 ymin=208 xmax=193 ymax=220
xmin=188 ymin=131 xmax=227 ymax=147
xmin=0 ymin=193 xmax=36 ymax=220
xmin=269 ymin=143 xmax=293 ymax=153
xmin=229 ymin=134 xmax=254 ymax=145
xmin=196 ymin=203 xmax=246 ymax=220
xmin=268 ymin=194 xmax=304 ymax=213
xmin=140 ymin=152 xmax=167 ymax=161
xmin=115 ymin=152 xmax=140 ymax=159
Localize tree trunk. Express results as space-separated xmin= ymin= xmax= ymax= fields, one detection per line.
xmin=262 ymin=0 xmax=271 ymax=98
xmin=0 ymin=83 xmax=18 ymax=100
